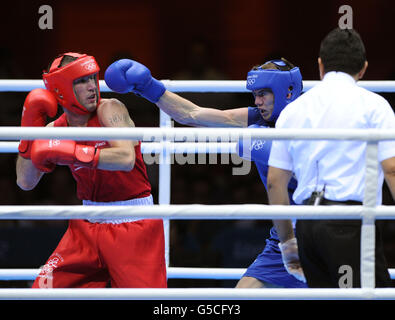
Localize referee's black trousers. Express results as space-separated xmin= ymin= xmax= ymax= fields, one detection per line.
xmin=296 ymin=200 xmax=391 ymax=288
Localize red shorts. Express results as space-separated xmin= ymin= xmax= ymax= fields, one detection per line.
xmin=32 ymin=219 xmax=167 ymax=288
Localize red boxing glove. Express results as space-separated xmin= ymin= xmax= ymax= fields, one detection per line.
xmin=31 ymin=139 xmax=101 ymax=173
xmin=18 ymin=88 xmax=58 ymax=159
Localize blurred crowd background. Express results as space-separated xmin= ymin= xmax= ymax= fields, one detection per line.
xmin=0 ymin=0 xmax=394 ymax=288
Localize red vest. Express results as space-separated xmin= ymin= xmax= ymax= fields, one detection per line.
xmin=54 ymin=112 xmax=151 ymax=202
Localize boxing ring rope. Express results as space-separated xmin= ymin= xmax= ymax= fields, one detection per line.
xmin=1 ymin=266 xmax=393 ymax=282
xmin=1 ymin=288 xmax=395 ymax=300
xmin=0 ymin=141 xmax=238 ymax=154
xmin=0 ymin=79 xmax=394 ymax=300
xmin=1 ymin=79 xmax=395 ymax=92
xmin=1 ymin=126 xmax=395 ymax=141
xmin=0 ymin=267 xmax=247 ymax=281
xmin=0 ymin=128 xmax=394 ymax=299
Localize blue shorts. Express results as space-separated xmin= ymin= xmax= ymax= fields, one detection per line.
xmin=242 ymin=228 xmax=307 ymax=288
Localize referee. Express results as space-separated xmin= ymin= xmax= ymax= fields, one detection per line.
xmin=267 ymin=27 xmax=395 ymax=288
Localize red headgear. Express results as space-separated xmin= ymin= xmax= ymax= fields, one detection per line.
xmin=43 ymin=52 xmax=100 ymax=115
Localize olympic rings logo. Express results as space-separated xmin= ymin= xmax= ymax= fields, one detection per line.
xmin=40 ymin=258 xmax=59 ymax=275
xmin=247 ymin=78 xmax=255 ymax=85
xmin=250 ymin=139 xmax=266 ymax=151
xmin=46 ymin=257 xmax=59 ymax=269
xmin=40 ymin=253 xmax=63 ymax=275
xmin=48 ymin=139 xmax=61 ymax=148
xmin=84 ymin=62 xmax=97 ymax=71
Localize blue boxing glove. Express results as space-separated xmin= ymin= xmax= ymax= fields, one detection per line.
xmin=237 ymin=124 xmax=272 ymax=164
xmin=104 ymin=59 xmax=166 ymax=103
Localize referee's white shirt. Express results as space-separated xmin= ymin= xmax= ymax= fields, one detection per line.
xmin=269 ymin=71 xmax=395 ymax=205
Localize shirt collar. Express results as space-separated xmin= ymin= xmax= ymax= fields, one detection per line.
xmin=322 ymin=71 xmax=357 ymax=85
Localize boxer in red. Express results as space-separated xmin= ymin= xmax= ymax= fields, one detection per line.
xmin=16 ymin=52 xmax=166 ymax=288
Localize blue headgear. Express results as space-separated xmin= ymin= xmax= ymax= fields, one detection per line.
xmin=246 ymin=59 xmax=303 ymax=121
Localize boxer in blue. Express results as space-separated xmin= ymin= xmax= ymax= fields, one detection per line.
xmin=104 ymin=57 xmax=307 ymax=288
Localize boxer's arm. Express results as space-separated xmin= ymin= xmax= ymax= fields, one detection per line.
xmin=16 ymin=156 xmax=45 ymax=190
xmin=104 ymin=59 xmax=248 ymax=127
xmin=267 ymin=166 xmax=293 ymax=241
xmin=267 ymin=166 xmax=306 ymax=282
xmin=16 ymin=121 xmax=55 ymax=190
xmin=382 ymin=156 xmax=395 ymax=201
xmin=157 ymin=91 xmax=248 ymax=127
xmin=96 ymin=99 xmax=136 ymax=171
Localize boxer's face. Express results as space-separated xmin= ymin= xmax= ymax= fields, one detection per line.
xmin=73 ymin=74 xmax=99 ymax=112
xmin=252 ymin=89 xmax=274 ymax=120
